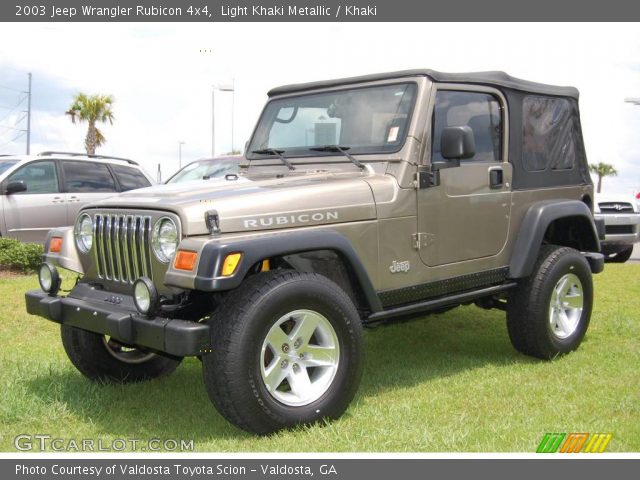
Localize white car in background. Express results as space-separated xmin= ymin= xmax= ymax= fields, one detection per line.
xmin=164 ymin=156 xmax=241 ymax=184
xmin=593 ymin=193 xmax=640 ymax=262
xmin=0 ymin=152 xmax=154 ymax=243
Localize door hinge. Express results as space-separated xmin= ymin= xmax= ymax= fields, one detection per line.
xmin=412 ymin=232 xmax=435 ymax=250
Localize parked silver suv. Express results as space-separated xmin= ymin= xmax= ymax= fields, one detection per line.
xmin=593 ymin=193 xmax=640 ymax=262
xmin=0 ymin=152 xmax=153 ymax=243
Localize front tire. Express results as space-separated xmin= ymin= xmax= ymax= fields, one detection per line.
xmin=61 ymin=325 xmax=181 ymax=383
xmin=202 ymin=270 xmax=364 ymax=434
xmin=507 ymin=245 xmax=593 ymax=359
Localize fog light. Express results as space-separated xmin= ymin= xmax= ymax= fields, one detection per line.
xmin=38 ymin=263 xmax=60 ymax=296
xmin=133 ymin=277 xmax=159 ymax=317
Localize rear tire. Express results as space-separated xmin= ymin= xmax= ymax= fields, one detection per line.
xmin=202 ymin=270 xmax=364 ymax=434
xmin=507 ymin=245 xmax=593 ymax=359
xmin=61 ymin=325 xmax=181 ymax=383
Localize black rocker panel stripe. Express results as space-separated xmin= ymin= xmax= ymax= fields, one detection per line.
xmin=378 ymin=267 xmax=509 ymax=308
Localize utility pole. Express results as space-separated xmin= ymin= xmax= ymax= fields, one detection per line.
xmin=211 ymin=82 xmax=235 ymax=157
xmin=211 ymin=87 xmax=215 ymax=157
xmin=231 ymin=78 xmax=235 ymax=153
xmin=178 ymin=141 xmax=185 ymax=168
xmin=26 ymin=72 xmax=31 ymax=154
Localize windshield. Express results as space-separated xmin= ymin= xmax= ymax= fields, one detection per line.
xmin=247 ymin=83 xmax=417 ymax=158
xmin=166 ymin=159 xmax=240 ymax=184
xmin=0 ymin=160 xmax=18 ymax=175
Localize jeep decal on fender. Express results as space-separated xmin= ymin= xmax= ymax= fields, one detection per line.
xmin=389 ymin=260 xmax=411 ymax=273
xmin=243 ymin=211 xmax=339 ymax=229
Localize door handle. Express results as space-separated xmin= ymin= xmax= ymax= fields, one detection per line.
xmin=52 ymin=196 xmax=63 ymax=204
xmin=489 ymin=168 xmax=503 ymax=189
xmin=68 ymin=196 xmax=80 ymax=202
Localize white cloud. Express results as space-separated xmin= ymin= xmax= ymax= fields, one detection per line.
xmin=0 ymin=22 xmax=638 ymax=193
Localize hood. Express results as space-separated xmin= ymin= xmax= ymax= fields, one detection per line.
xmin=85 ymin=170 xmax=381 ymax=235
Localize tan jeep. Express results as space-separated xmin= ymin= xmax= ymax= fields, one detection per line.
xmin=26 ymin=70 xmax=604 ymax=434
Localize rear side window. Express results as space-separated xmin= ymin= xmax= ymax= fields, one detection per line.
xmin=432 ymin=91 xmax=503 ymax=162
xmin=62 ymin=161 xmax=117 ymax=193
xmin=7 ymin=161 xmax=59 ymax=194
xmin=522 ymin=96 xmax=577 ymax=172
xmin=111 ymin=165 xmax=151 ymax=191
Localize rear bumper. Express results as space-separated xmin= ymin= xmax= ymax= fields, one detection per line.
xmin=25 ymin=289 xmax=210 ymax=357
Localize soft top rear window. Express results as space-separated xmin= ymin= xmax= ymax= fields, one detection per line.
xmin=522 ymin=96 xmax=577 ymax=172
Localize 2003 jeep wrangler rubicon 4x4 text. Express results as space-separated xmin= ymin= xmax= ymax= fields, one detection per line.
xmin=26 ymin=70 xmax=605 ymax=434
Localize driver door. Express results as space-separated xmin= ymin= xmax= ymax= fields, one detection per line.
xmin=417 ymin=87 xmax=512 ymax=268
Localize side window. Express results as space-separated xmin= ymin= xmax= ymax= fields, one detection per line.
xmin=111 ymin=165 xmax=151 ymax=191
xmin=62 ymin=161 xmax=117 ymax=193
xmin=432 ymin=91 xmax=503 ymax=163
xmin=7 ymin=161 xmax=59 ymax=194
xmin=522 ymin=96 xmax=576 ymax=172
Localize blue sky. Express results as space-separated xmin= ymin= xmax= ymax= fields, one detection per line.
xmin=0 ymin=23 xmax=639 ymax=194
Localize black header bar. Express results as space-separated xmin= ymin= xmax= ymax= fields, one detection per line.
xmin=4 ymin=0 xmax=640 ymax=22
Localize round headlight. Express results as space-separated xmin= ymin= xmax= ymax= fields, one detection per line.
xmin=151 ymin=217 xmax=178 ymax=263
xmin=74 ymin=213 xmax=93 ymax=253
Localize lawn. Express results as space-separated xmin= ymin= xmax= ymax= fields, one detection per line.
xmin=0 ymin=265 xmax=638 ymax=452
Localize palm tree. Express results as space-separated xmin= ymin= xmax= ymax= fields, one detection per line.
xmin=66 ymin=93 xmax=115 ymax=155
xmin=589 ymin=162 xmax=618 ymax=193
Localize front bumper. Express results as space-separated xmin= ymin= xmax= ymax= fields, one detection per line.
xmin=25 ymin=287 xmax=210 ymax=357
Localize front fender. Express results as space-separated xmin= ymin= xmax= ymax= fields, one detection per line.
xmin=163 ymin=229 xmax=383 ymax=312
xmin=42 ymin=227 xmax=84 ymax=274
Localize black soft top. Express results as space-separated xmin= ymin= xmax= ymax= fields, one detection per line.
xmin=268 ymin=69 xmax=579 ymax=99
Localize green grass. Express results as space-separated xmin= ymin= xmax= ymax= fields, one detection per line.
xmin=0 ymin=266 xmax=638 ymax=452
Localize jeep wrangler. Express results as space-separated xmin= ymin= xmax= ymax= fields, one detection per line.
xmin=26 ymin=70 xmax=604 ymax=434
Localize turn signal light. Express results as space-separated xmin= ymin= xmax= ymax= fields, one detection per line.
xmin=221 ymin=253 xmax=242 ymax=277
xmin=174 ymin=250 xmax=198 ymax=271
xmin=49 ymin=237 xmax=63 ymax=253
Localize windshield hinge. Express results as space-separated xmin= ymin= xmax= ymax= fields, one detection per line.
xmin=415 ymin=166 xmax=440 ymax=189
xmin=412 ymin=232 xmax=435 ymax=250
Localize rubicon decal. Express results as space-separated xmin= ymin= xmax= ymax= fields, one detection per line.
xmin=536 ymin=433 xmax=613 ymax=453
xmin=243 ymin=211 xmax=339 ymax=229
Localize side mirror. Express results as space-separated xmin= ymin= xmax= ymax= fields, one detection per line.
xmin=439 ymin=125 xmax=475 ymax=164
xmin=6 ymin=180 xmax=27 ymax=194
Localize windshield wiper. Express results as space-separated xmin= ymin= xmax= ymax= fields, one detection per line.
xmin=309 ymin=145 xmax=365 ymax=170
xmin=251 ymin=148 xmax=295 ymax=171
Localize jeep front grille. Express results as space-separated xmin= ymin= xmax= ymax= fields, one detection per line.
xmin=93 ymin=214 xmax=153 ymax=283
xmin=598 ymin=202 xmax=634 ymax=213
